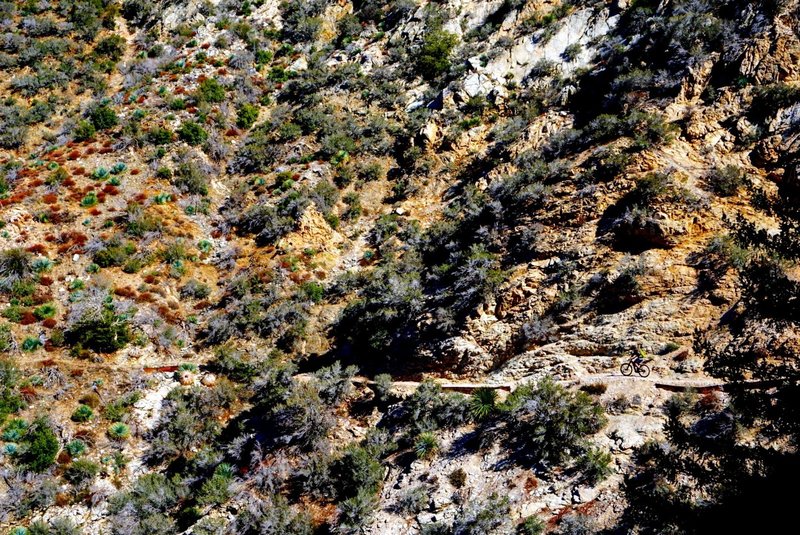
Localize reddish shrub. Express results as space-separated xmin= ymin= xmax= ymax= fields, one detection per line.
xmin=20 ymin=312 xmax=38 ymax=325
xmin=72 ymin=232 xmax=88 ymax=246
xmin=137 ymin=95 xmax=147 ymax=104
xmin=42 ymin=318 xmax=57 ymax=328
xmin=39 ymin=276 xmax=53 ymax=286
xmin=89 ymin=208 xmax=102 ymax=216
xmin=30 ymin=179 xmax=43 ymax=187
xmin=225 ymin=128 xmax=240 ymax=137
xmin=136 ymin=292 xmax=154 ymax=302
xmin=27 ymin=244 xmax=47 ymax=254
xmin=20 ymin=386 xmax=37 ymax=402
xmin=114 ymin=286 xmax=137 ymax=298
xmin=42 ymin=193 xmax=58 ymax=204
xmin=130 ymin=168 xmax=141 ymax=175
xmin=68 ymin=150 xmax=81 ymax=160
xmin=99 ymin=147 xmax=113 ymax=154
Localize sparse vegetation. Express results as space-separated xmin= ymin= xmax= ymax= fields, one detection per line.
xmin=0 ymin=1 xmax=793 ymax=532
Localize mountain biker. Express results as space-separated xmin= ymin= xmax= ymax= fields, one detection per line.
xmin=632 ymin=348 xmax=647 ymax=367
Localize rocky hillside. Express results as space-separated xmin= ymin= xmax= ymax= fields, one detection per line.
xmin=1 ymin=0 xmax=799 ymax=533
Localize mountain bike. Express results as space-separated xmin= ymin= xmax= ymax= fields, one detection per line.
xmin=620 ymin=355 xmax=651 ymax=378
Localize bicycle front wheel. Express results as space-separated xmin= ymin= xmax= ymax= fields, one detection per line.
xmin=637 ymin=364 xmax=651 ymax=378
xmin=620 ymin=363 xmax=633 ymax=376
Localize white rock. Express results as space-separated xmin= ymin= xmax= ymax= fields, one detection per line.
xmin=572 ymin=485 xmax=599 ymax=504
xmin=201 ymin=373 xmax=217 ymax=387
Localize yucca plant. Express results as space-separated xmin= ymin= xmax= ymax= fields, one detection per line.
xmin=71 ymin=404 xmax=94 ymax=423
xmin=414 ymin=432 xmax=439 ymax=460
xmin=469 ymin=387 xmax=498 ymax=420
xmin=0 ymin=248 xmax=33 ymax=288
xmin=108 ymin=422 xmax=130 ymax=440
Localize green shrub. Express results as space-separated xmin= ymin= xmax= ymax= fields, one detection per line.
xmin=750 ymin=83 xmax=800 ymax=123
xmin=64 ymin=459 xmax=100 ymax=486
xmin=236 ymin=103 xmax=259 ymax=129
xmin=578 ymin=446 xmax=614 ymax=484
xmin=0 ymin=103 xmax=28 ymax=148
xmin=0 ymin=323 xmax=13 ymax=352
xmin=503 ymin=377 xmax=606 ymax=464
xmin=71 ymin=404 xmax=94 ymax=423
xmin=180 ymin=279 xmax=210 ymax=299
xmin=196 ymin=78 xmax=226 ymax=103
xmin=707 ymin=165 xmax=747 ymax=197
xmin=21 ymin=418 xmax=59 ymax=472
xmin=452 ymin=493 xmax=511 ymax=534
xmin=197 ymin=463 xmax=234 ymax=505
xmin=396 ymin=485 xmax=430 ymax=514
xmin=93 ymin=240 xmax=135 ymax=268
xmin=64 ymin=309 xmax=131 ymax=353
xmin=74 ymin=120 xmax=96 ymax=141
xmin=298 ymin=281 xmax=324 ymax=303
xmin=177 ymin=121 xmax=208 ymax=145
xmin=104 ymin=391 xmax=142 ymax=421
xmin=90 ymin=105 xmax=119 ymax=130
xmin=519 ymin=515 xmax=546 ymax=535
xmin=95 ymin=35 xmax=126 ymax=61
xmin=417 ymin=29 xmax=458 ymax=80
xmin=329 ymin=445 xmax=384 ymax=500
xmin=337 ymin=488 xmax=378 ymax=533
xmin=172 ymin=162 xmax=209 ymax=195
xmin=147 ymin=126 xmax=173 ymax=145
xmin=0 ymin=359 xmax=23 ymax=424
xmin=169 ymin=97 xmax=186 ymax=110
xmin=159 ymin=240 xmax=187 ymax=264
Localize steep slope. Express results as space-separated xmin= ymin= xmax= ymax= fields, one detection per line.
xmin=0 ymin=0 xmax=799 ymax=533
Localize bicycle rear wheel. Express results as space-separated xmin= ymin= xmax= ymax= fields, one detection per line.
xmin=620 ymin=363 xmax=633 ymax=376
xmin=637 ymin=364 xmax=651 ymax=378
